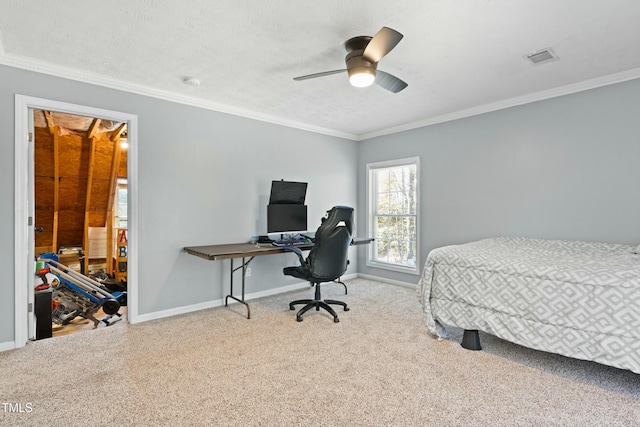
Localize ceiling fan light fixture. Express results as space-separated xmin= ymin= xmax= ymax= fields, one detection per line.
xmin=293 ymin=27 xmax=407 ymax=93
xmin=348 ymin=68 xmax=376 ymax=88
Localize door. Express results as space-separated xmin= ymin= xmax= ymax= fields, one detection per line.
xmin=14 ymin=95 xmax=139 ymax=348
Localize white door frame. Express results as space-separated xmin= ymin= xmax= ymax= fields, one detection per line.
xmin=14 ymin=94 xmax=139 ymax=348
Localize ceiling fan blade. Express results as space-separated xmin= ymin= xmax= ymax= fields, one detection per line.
xmin=363 ymin=27 xmax=403 ymax=63
xmin=293 ymin=69 xmax=347 ymax=81
xmin=375 ymin=70 xmax=408 ymax=93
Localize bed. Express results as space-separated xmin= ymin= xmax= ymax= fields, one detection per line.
xmin=417 ymin=237 xmax=640 ymax=374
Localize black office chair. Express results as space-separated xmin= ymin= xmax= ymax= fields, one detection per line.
xmin=283 ymin=206 xmax=354 ymax=322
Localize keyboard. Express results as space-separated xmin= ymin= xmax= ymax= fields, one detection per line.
xmin=272 ymin=239 xmax=311 ymax=247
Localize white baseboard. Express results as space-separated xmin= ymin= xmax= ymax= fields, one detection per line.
xmin=235 ymin=280 xmax=310 ymax=301
xmin=135 ymin=280 xmax=314 ymax=323
xmin=357 ymin=273 xmax=418 ymax=290
xmin=0 ymin=340 xmax=17 ymax=352
xmin=135 ymin=298 xmax=225 ymax=323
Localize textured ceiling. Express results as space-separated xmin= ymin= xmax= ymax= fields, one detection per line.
xmin=1 ymin=0 xmax=640 ymax=140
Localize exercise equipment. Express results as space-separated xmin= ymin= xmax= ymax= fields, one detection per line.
xmin=38 ymin=253 xmax=127 ymax=328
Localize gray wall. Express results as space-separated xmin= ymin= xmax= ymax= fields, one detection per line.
xmin=0 ymin=64 xmax=357 ymax=344
xmin=358 ymin=78 xmax=640 ymax=284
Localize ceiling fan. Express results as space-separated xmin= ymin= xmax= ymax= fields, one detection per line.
xmin=293 ymin=27 xmax=408 ymax=93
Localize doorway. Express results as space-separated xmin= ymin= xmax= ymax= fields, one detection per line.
xmin=34 ymin=110 xmax=128 ymax=338
xmin=14 ymin=95 xmax=139 ymax=348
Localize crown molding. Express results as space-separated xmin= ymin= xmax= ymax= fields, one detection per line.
xmin=0 ymin=53 xmax=359 ymax=141
xmin=357 ymin=66 xmax=640 ymax=141
xmin=3 ymin=51 xmax=639 ymax=143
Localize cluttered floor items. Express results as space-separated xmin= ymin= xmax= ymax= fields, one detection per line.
xmin=34 ymin=252 xmax=127 ymax=339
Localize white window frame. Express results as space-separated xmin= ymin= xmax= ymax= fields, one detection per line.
xmin=366 ymin=157 xmax=420 ymax=275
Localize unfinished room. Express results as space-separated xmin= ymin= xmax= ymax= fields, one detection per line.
xmin=33 ymin=110 xmax=128 ymax=338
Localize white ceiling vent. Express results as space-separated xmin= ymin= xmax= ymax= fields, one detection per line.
xmin=524 ymin=48 xmax=558 ymax=65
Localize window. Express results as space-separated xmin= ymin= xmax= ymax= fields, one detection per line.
xmin=116 ymin=178 xmax=127 ymax=229
xmin=367 ymin=157 xmax=419 ymax=273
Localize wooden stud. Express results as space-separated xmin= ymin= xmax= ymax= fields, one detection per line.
xmin=107 ymin=124 xmax=126 ymax=274
xmin=52 ymin=126 xmax=59 ymax=252
xmin=106 ymin=209 xmax=114 ymax=275
xmin=83 ymin=136 xmax=96 ymax=266
xmin=39 ymin=111 xmax=60 ymax=251
xmin=87 ymin=118 xmax=102 ymax=139
xmin=43 ymin=110 xmax=55 ymax=133
xmin=111 ymin=123 xmax=126 ymax=140
xmin=107 ymin=133 xmax=123 ymax=213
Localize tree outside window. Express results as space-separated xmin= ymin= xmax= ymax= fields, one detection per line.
xmin=367 ymin=158 xmax=419 ymax=273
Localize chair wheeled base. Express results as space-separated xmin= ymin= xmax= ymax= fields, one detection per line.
xmin=289 ymin=283 xmax=349 ymax=322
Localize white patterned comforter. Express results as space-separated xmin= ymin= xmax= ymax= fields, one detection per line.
xmin=417 ymin=237 xmax=640 ymax=374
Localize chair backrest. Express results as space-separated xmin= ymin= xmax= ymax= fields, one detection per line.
xmin=307 ymin=206 xmax=354 ymax=281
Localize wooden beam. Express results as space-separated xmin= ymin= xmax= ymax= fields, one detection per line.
xmin=87 ymin=118 xmax=102 ymax=139
xmin=106 ymin=135 xmax=123 ymax=213
xmin=106 ymin=209 xmax=114 ymax=275
xmin=83 ymin=136 xmax=97 ymax=265
xmin=43 ymin=111 xmax=55 ymax=133
xmin=43 ymin=111 xmax=60 ymax=251
xmin=106 ymin=133 xmax=123 ymax=274
xmin=52 ymin=126 xmax=60 ymax=252
xmin=111 ymin=123 xmax=126 ymax=140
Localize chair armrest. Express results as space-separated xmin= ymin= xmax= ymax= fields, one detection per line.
xmin=282 ymin=246 xmax=306 ymax=266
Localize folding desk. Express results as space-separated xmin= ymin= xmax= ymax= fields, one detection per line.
xmin=183 ymin=238 xmax=372 ymax=319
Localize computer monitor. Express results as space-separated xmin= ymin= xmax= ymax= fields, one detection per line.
xmin=269 ymin=180 xmax=307 ymax=205
xmin=267 ymin=204 xmax=308 ymax=234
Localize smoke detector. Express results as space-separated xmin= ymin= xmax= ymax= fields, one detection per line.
xmin=524 ymin=48 xmax=558 ymax=66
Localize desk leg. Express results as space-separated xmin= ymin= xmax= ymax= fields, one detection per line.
xmin=225 ymin=256 xmax=254 ymax=319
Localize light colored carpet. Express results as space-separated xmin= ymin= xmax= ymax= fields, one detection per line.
xmin=1 ymin=278 xmax=638 ymax=427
